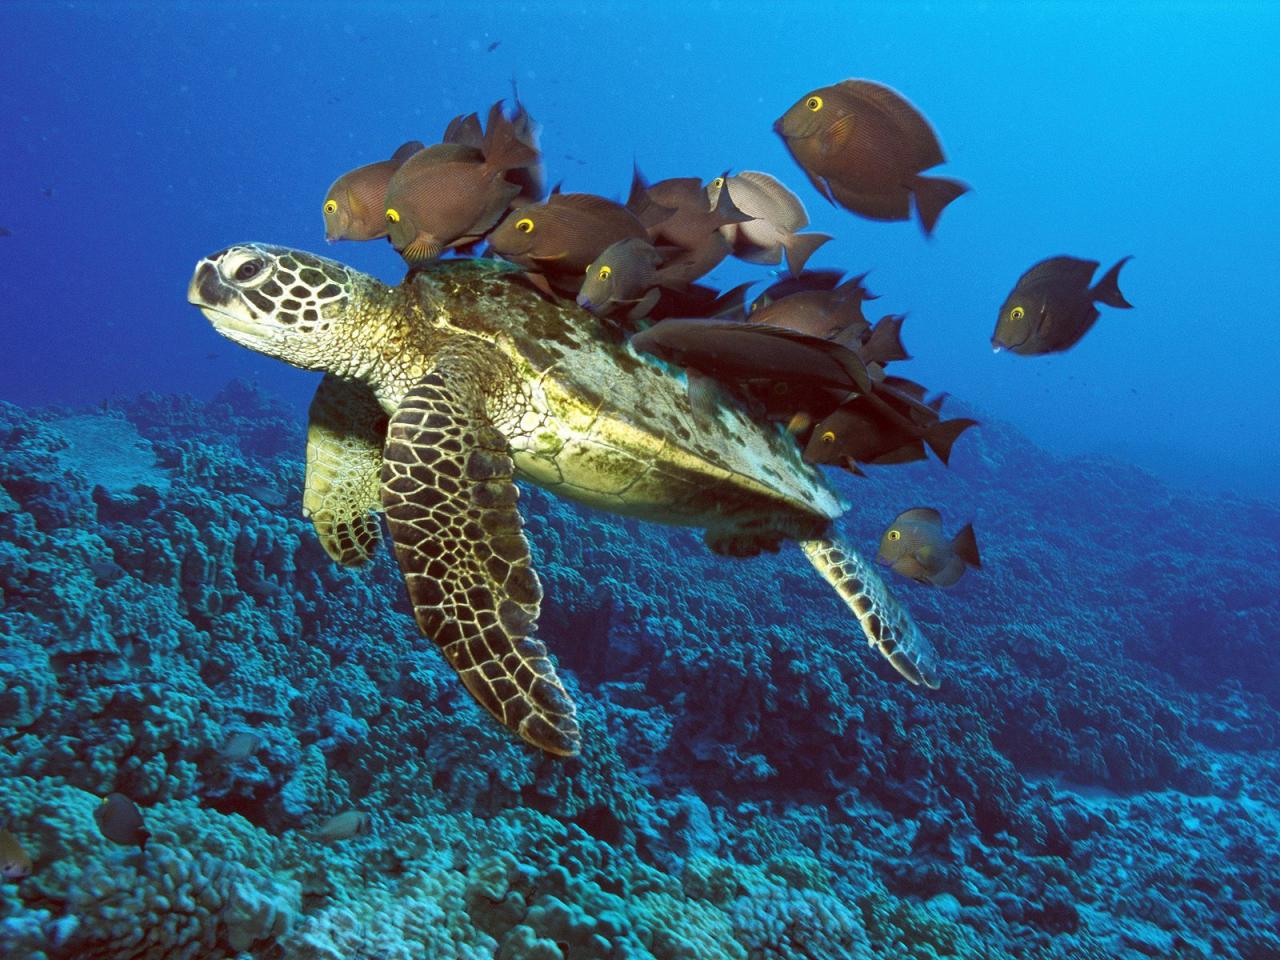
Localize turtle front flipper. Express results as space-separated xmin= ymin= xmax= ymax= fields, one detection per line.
xmin=381 ymin=369 xmax=581 ymax=756
xmin=801 ymin=538 xmax=941 ymax=689
xmin=304 ymin=374 xmax=388 ymax=567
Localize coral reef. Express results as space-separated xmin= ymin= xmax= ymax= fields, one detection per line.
xmin=0 ymin=384 xmax=1276 ymax=958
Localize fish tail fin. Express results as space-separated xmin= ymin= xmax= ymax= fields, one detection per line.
xmin=1091 ymin=255 xmax=1133 ymax=309
xmin=800 ymin=537 xmax=941 ymax=688
xmin=782 ymin=231 xmax=832 ymax=276
xmin=925 ymin=417 xmax=978 ymax=465
xmin=951 ymin=522 xmax=981 ymax=569
xmin=911 ymin=175 xmax=970 ymax=237
xmin=859 ymin=313 xmax=911 ymax=365
xmin=481 ymin=107 xmax=538 ymax=173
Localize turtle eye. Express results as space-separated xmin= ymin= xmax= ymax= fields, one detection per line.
xmin=806 ymin=95 xmax=823 ymax=111
xmin=712 ymin=177 xmax=724 ymax=189
xmin=888 ymin=529 xmax=901 ymax=541
xmin=820 ymin=430 xmax=835 ymax=444
xmin=323 ymin=199 xmax=338 ymax=215
xmin=385 ymin=208 xmax=401 ymax=224
xmin=515 ymin=218 xmax=534 ymax=233
xmin=1010 ymin=306 xmax=1025 ymax=321
xmin=598 ymin=266 xmax=611 ymax=281
xmin=234 ymin=260 xmax=263 ymax=282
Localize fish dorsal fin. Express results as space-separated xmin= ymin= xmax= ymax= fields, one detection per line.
xmin=550 ymin=192 xmax=627 ymax=216
xmin=897 ymin=506 xmax=942 ymax=527
xmin=1019 ymin=255 xmax=1100 ymax=289
xmin=835 ymin=79 xmax=945 ymax=167
xmin=391 ymin=140 xmax=426 ymax=163
xmin=443 ymin=112 xmax=484 ymax=148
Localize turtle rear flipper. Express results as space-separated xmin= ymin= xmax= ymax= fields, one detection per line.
xmin=304 ymin=375 xmax=387 ymax=567
xmin=800 ymin=538 xmax=941 ymax=688
xmin=381 ymin=367 xmax=581 ymax=756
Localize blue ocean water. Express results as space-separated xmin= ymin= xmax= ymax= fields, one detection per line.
xmin=1 ymin=2 xmax=1278 ymax=958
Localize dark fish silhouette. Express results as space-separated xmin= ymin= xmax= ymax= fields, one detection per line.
xmin=877 ymin=507 xmax=980 ymax=587
xmin=322 ymin=140 xmax=425 ymax=242
xmin=992 ymin=255 xmax=1133 ymax=355
xmin=748 ymin=273 xmax=876 ymax=343
xmin=0 ymin=226 xmax=11 ymax=238
xmin=487 ymin=41 xmax=501 ymax=52
xmin=631 ymin=318 xmax=872 ymax=396
xmin=94 ymin=793 xmax=150 ymax=852
xmin=774 ymin=79 xmax=968 ymax=236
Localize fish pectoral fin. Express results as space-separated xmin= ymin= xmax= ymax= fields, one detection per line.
xmin=381 ymin=364 xmax=580 ymax=756
xmin=304 ymin=375 xmax=387 ymax=567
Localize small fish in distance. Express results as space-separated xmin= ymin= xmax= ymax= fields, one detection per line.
xmin=877 ymin=507 xmax=980 ymax=587
xmin=992 ymin=255 xmax=1132 ymax=355
xmin=774 ymin=79 xmax=968 ymax=236
xmin=94 ymin=793 xmax=150 ymax=852
xmin=0 ymin=829 xmax=32 ymax=881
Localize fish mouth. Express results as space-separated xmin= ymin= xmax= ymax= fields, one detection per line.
xmin=772 ymin=118 xmax=785 ymax=136
xmin=575 ymin=293 xmax=593 ymax=310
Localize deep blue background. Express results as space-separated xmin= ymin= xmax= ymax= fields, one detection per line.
xmin=2 ymin=1 xmax=1277 ymax=498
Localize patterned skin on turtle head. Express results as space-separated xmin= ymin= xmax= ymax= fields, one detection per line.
xmin=188 ymin=243 xmax=365 ymax=371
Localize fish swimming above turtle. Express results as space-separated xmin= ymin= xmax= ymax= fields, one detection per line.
xmin=992 ymin=255 xmax=1133 ymax=355
xmin=189 ymin=246 xmax=950 ymax=756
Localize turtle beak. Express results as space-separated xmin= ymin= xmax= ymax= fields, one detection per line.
xmin=188 ymin=260 xmax=230 ymax=309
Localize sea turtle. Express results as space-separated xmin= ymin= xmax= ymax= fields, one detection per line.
xmin=187 ymin=245 xmax=942 ymax=756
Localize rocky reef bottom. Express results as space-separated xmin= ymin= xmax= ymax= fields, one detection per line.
xmin=0 ymin=381 xmax=1276 ymax=959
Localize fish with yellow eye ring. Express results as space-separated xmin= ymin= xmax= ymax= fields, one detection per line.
xmin=489 ymin=192 xmax=650 ymax=295
xmin=704 ymin=171 xmax=831 ymax=276
xmin=993 ymin=255 xmax=1133 ymax=356
xmin=383 ymin=101 xmax=540 ymax=265
xmin=576 ymin=237 xmax=707 ymax=323
xmin=625 ymin=169 xmax=751 ymax=284
xmin=877 ymin=507 xmax=980 ymax=588
xmin=322 ymin=140 xmax=424 ymax=243
xmin=774 ymin=79 xmax=968 ymax=236
xmin=802 ymin=386 xmax=976 ymax=474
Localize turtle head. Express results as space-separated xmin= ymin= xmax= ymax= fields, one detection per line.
xmin=189 ymin=244 xmax=365 ymax=372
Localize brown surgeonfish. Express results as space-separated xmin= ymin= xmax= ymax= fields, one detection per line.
xmin=0 ymin=828 xmax=32 ymax=881
xmin=94 ymin=793 xmax=150 ymax=852
xmin=322 ymin=140 xmax=425 ymax=242
xmin=992 ymin=255 xmax=1132 ymax=355
xmin=629 ymin=171 xmax=749 ymax=281
xmin=489 ymin=193 xmax=649 ymax=291
xmin=384 ymin=104 xmax=538 ymax=264
xmin=577 ymin=238 xmax=698 ymax=322
xmin=705 ymin=171 xmax=831 ymax=276
xmin=804 ymin=382 xmax=975 ymax=473
xmin=631 ymin=318 xmax=872 ymax=396
xmin=877 ymin=507 xmax=980 ymax=587
xmin=774 ymin=79 xmax=969 ymax=236
xmin=749 ymin=273 xmax=876 ymax=343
